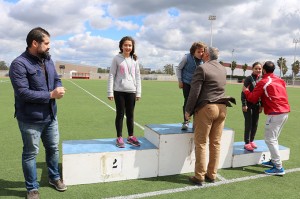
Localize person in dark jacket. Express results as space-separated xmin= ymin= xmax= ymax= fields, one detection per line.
xmin=176 ymin=42 xmax=206 ymax=130
xmin=9 ymin=27 xmax=67 ymax=199
xmin=241 ymin=62 xmax=262 ymax=151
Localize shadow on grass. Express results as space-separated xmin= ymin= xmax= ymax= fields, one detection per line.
xmin=0 ymin=162 xmax=63 ymax=198
xmin=223 ymin=164 xmax=265 ymax=175
xmin=138 ymin=173 xmax=193 ymax=186
xmin=135 ymin=166 xmax=266 ymax=186
xmin=0 ymin=179 xmax=24 ymax=198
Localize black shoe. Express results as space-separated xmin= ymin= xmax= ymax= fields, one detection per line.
xmin=188 ymin=176 xmax=202 ymax=186
xmin=205 ymin=175 xmax=215 ymax=183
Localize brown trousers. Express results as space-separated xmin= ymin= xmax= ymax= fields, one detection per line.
xmin=193 ymin=103 xmax=227 ymax=181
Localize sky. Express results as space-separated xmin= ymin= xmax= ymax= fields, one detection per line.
xmin=1 ymin=0 xmax=300 ymax=74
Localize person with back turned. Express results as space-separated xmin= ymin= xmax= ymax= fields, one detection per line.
xmin=185 ymin=46 xmax=235 ymax=186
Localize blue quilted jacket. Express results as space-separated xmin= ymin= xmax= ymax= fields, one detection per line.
xmin=9 ymin=50 xmax=62 ymax=123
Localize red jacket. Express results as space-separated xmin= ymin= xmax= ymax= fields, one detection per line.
xmin=243 ymin=73 xmax=290 ymax=115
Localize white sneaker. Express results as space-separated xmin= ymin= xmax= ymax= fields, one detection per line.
xmin=181 ymin=122 xmax=189 ymax=130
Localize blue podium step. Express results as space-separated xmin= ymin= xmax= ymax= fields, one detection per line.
xmin=63 ymin=137 xmax=158 ymax=185
xmin=63 ymin=137 xmax=157 ymax=154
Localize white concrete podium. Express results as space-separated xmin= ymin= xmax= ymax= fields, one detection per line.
xmin=62 ymin=123 xmax=290 ymax=186
xmin=62 ymin=137 xmax=158 ymax=185
xmin=232 ymin=140 xmax=290 ymax=168
xmin=144 ymin=123 xmax=234 ymax=176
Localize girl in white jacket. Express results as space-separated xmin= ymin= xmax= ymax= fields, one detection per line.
xmin=107 ymin=36 xmax=141 ymax=148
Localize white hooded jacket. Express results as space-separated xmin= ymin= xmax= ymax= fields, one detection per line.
xmin=107 ymin=54 xmax=141 ymax=97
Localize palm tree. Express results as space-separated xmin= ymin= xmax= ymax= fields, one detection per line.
xmin=230 ymin=61 xmax=237 ymax=77
xmin=282 ymin=65 xmax=288 ymax=77
xmin=277 ymin=57 xmax=286 ymax=78
xmin=242 ymin=63 xmax=248 ymax=76
xmin=292 ymin=60 xmax=300 ymax=79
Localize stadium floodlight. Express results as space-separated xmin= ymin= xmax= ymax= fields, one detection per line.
xmin=208 ymin=15 xmax=216 ymax=47
xmin=293 ymin=38 xmax=300 ymax=85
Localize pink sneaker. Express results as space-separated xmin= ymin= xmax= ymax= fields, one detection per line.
xmin=127 ymin=136 xmax=140 ymax=147
xmin=250 ymin=142 xmax=257 ymax=149
xmin=116 ymin=137 xmax=125 ymax=148
xmin=244 ymin=143 xmax=254 ymax=151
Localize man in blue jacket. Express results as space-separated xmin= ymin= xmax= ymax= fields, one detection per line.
xmin=9 ymin=27 xmax=67 ymax=199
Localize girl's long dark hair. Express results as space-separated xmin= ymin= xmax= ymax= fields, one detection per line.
xmin=119 ymin=36 xmax=137 ymax=60
xmin=252 ymin=61 xmax=261 ymax=68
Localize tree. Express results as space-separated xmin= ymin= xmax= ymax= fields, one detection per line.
xmin=139 ymin=63 xmax=147 ymax=74
xmin=97 ymin=68 xmax=109 ymax=73
xmin=230 ymin=61 xmax=237 ymax=77
xmin=0 ymin=61 xmax=9 ymax=70
xmin=282 ymin=65 xmax=288 ymax=77
xmin=155 ymin=69 xmax=163 ymax=74
xmin=277 ymin=57 xmax=286 ymax=78
xmin=292 ymin=60 xmax=300 ymax=78
xmin=242 ymin=63 xmax=248 ymax=76
xmin=59 ymin=65 xmax=65 ymax=74
xmin=163 ymin=64 xmax=174 ymax=75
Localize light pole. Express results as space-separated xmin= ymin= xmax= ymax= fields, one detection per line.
xmin=293 ymin=38 xmax=300 ymax=85
xmin=279 ymin=58 xmax=283 ymax=78
xmin=208 ymin=15 xmax=216 ymax=47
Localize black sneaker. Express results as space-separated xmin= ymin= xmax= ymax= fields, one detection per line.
xmin=27 ymin=190 xmax=39 ymax=199
xmin=49 ymin=179 xmax=67 ymax=191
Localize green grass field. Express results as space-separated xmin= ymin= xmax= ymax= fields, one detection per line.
xmin=1 ymin=78 xmax=300 ymax=199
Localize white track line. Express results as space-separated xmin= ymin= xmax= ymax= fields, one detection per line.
xmin=104 ymin=168 xmax=300 ymax=199
xmin=216 ymin=173 xmax=226 ymax=181
xmin=0 ymin=80 xmax=10 ymax=83
xmin=67 ymin=80 xmax=144 ymax=130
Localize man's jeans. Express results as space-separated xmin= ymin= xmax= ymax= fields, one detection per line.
xmin=18 ymin=118 xmax=60 ymax=191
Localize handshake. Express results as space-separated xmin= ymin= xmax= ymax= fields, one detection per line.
xmin=50 ymin=87 xmax=66 ymax=99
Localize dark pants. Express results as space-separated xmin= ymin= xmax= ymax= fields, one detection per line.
xmin=114 ymin=91 xmax=136 ymax=137
xmin=182 ymin=82 xmax=191 ymax=122
xmin=243 ymin=106 xmax=260 ymax=144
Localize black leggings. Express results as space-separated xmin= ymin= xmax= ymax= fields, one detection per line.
xmin=182 ymin=82 xmax=191 ymax=122
xmin=243 ymin=106 xmax=260 ymax=144
xmin=114 ymin=91 xmax=136 ymax=137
